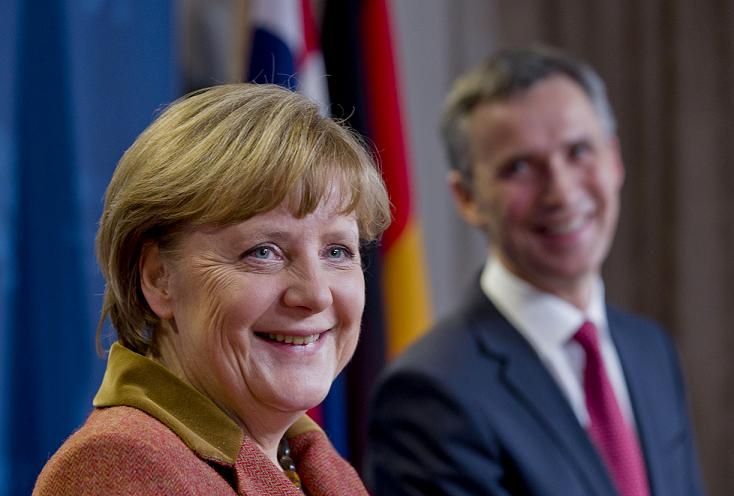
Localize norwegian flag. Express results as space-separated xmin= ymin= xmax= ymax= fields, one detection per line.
xmin=248 ymin=0 xmax=329 ymax=115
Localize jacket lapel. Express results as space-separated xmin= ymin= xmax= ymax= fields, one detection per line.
xmin=465 ymin=285 xmax=617 ymax=495
xmin=607 ymin=309 xmax=664 ymax=496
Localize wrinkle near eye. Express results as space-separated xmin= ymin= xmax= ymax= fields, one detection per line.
xmin=197 ymin=261 xmax=241 ymax=298
xmin=240 ymin=257 xmax=285 ymax=274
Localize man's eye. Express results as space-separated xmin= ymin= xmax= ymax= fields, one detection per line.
xmin=500 ymin=159 xmax=531 ymax=179
xmin=568 ymin=141 xmax=592 ymax=160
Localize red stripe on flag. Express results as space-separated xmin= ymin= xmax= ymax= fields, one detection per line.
xmin=301 ymin=0 xmax=318 ymax=52
xmin=360 ymin=0 xmax=412 ymax=252
xmin=298 ymin=0 xmax=318 ymax=67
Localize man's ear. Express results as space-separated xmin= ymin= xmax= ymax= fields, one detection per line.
xmin=610 ymin=136 xmax=626 ymax=188
xmin=447 ymin=170 xmax=486 ymax=228
xmin=139 ymin=242 xmax=174 ymax=320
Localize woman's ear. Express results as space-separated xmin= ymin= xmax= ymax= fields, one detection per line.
xmin=139 ymin=242 xmax=174 ymax=320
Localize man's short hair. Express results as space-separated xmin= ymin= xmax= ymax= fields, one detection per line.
xmin=440 ymin=46 xmax=616 ymax=184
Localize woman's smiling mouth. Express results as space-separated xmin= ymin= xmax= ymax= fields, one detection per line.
xmin=256 ymin=332 xmax=324 ymax=346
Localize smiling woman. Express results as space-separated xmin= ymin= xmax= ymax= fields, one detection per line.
xmin=33 ymin=84 xmax=390 ymax=495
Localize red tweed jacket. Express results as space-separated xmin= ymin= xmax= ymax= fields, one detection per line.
xmin=34 ymin=343 xmax=368 ymax=495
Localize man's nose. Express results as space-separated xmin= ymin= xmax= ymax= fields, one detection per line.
xmin=543 ymin=158 xmax=578 ymax=207
xmin=282 ymin=262 xmax=333 ymax=313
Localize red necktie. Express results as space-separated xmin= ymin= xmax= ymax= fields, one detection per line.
xmin=574 ymin=321 xmax=650 ymax=496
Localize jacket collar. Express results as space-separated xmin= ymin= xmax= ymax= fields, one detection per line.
xmin=464 ymin=282 xmax=618 ymax=495
xmin=94 ymin=342 xmax=244 ymax=464
xmin=93 ymin=342 xmax=322 ymax=465
xmin=606 ymin=309 xmax=664 ymax=495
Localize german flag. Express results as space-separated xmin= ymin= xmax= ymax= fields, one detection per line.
xmin=322 ymin=0 xmax=432 ymax=467
xmin=247 ymin=0 xmax=432 ymax=466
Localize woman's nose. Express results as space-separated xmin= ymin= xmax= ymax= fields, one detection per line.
xmin=282 ymin=264 xmax=334 ymax=312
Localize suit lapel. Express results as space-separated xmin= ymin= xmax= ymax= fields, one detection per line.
xmin=465 ymin=285 xmax=617 ymax=495
xmin=608 ymin=309 xmax=664 ymax=496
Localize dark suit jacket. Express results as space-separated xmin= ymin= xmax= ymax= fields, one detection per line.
xmin=365 ymin=282 xmax=703 ymax=496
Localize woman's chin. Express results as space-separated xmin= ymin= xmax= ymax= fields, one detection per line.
xmin=274 ymin=392 xmax=330 ymax=415
xmin=263 ymin=379 xmax=334 ymax=414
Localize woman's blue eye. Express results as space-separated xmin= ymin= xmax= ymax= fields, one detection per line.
xmin=252 ymin=246 xmax=273 ymax=259
xmin=327 ymin=247 xmax=349 ymax=259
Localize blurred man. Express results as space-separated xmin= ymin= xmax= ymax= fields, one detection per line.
xmin=365 ymin=46 xmax=703 ymax=496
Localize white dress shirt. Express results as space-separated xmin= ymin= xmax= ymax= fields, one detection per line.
xmin=480 ymin=256 xmax=635 ymax=428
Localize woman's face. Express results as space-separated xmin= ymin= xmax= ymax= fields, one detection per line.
xmin=152 ymin=199 xmax=364 ymax=424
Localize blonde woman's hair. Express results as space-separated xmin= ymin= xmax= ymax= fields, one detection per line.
xmin=96 ymin=83 xmax=390 ymax=355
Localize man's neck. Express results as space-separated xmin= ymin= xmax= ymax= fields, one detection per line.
xmin=496 ymin=254 xmax=597 ymax=311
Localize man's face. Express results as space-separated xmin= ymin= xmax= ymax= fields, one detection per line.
xmin=453 ymin=75 xmax=624 ymax=301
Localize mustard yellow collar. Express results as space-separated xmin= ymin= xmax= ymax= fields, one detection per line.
xmin=93 ymin=342 xmax=323 ymax=465
xmin=94 ymin=342 xmax=244 ymax=463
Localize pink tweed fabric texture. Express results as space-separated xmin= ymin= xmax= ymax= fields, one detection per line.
xmin=33 ymin=406 xmax=368 ymax=495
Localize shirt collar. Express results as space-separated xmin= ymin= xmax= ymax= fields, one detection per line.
xmin=480 ymin=255 xmax=609 ymax=347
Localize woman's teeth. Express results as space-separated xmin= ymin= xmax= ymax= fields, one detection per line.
xmin=266 ymin=333 xmax=321 ymax=345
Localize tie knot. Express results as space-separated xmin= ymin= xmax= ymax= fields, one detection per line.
xmin=573 ymin=320 xmax=600 ymax=354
